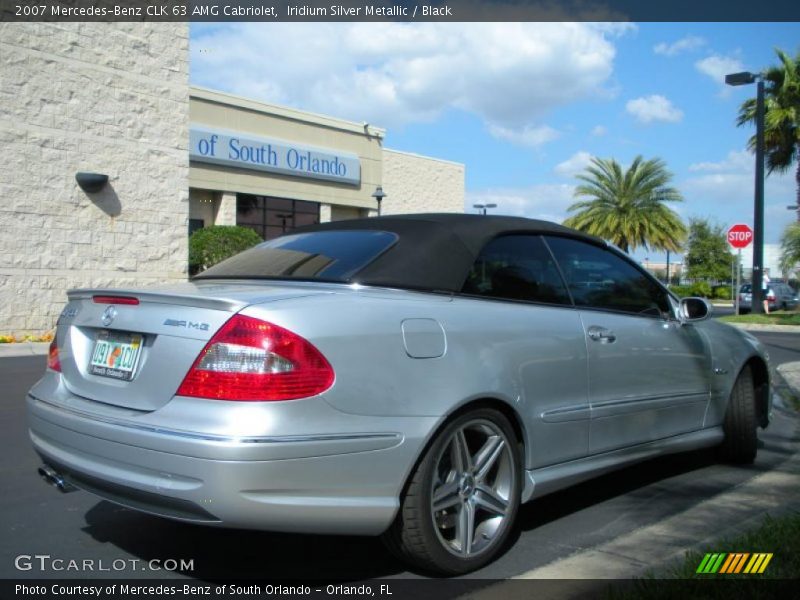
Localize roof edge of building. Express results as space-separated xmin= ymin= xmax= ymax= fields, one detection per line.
xmin=190 ymin=86 xmax=387 ymax=138
xmin=384 ymin=147 xmax=464 ymax=168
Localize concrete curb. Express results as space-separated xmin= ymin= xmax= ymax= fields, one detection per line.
xmin=727 ymin=323 xmax=800 ymax=333
xmin=777 ymin=362 xmax=800 ymax=399
xmin=0 ymin=342 xmax=49 ymax=358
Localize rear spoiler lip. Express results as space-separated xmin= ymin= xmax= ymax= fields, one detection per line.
xmin=67 ymin=288 xmax=248 ymax=313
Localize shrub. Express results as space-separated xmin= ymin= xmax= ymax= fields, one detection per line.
xmin=189 ymin=226 xmax=262 ymax=273
xmin=668 ymin=285 xmax=693 ymax=298
xmin=713 ymin=285 xmax=732 ymax=300
xmin=688 ymin=281 xmax=713 ymax=298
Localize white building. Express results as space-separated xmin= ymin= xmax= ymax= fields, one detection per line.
xmin=0 ymin=23 xmax=464 ymax=335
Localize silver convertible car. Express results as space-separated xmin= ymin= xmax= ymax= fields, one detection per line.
xmin=28 ymin=214 xmax=771 ymax=574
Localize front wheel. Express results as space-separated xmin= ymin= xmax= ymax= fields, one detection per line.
xmin=382 ymin=408 xmax=521 ymax=574
xmin=719 ymin=365 xmax=758 ymax=464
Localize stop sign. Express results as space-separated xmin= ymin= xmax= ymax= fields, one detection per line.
xmin=727 ymin=223 xmax=753 ymax=249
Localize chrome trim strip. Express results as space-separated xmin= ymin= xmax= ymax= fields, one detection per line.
xmin=28 ymin=394 xmax=401 ymax=446
xmin=540 ymin=404 xmax=591 ymax=423
xmin=591 ymin=391 xmax=707 ymax=409
xmin=591 ymin=391 xmax=709 ymax=419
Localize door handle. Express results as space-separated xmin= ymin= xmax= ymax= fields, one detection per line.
xmin=587 ymin=325 xmax=616 ymax=343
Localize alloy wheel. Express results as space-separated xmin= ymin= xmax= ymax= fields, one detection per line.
xmin=430 ymin=418 xmax=515 ymax=557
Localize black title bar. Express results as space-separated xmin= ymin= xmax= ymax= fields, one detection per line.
xmin=2 ymin=0 xmax=800 ymax=22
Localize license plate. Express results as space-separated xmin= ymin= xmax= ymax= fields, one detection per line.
xmin=89 ymin=330 xmax=143 ymax=381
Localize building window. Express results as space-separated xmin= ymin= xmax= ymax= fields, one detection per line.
xmin=236 ymin=194 xmax=320 ymax=240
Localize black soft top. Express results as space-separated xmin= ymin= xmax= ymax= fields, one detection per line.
xmin=291 ymin=213 xmax=605 ymax=293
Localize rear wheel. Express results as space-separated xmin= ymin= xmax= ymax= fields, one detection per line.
xmin=382 ymin=409 xmax=521 ymax=574
xmin=719 ymin=365 xmax=758 ymax=464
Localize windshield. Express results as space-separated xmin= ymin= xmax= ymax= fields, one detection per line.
xmin=194 ymin=230 xmax=398 ymax=282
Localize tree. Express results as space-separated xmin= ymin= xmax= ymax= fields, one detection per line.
xmin=780 ymin=222 xmax=800 ymax=275
xmin=684 ymin=219 xmax=735 ymax=282
xmin=563 ymin=155 xmax=687 ymax=253
xmin=736 ymin=48 xmax=800 ymax=211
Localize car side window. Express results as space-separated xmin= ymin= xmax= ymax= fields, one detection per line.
xmin=462 ymin=235 xmax=571 ymax=305
xmin=545 ymin=236 xmax=671 ymax=318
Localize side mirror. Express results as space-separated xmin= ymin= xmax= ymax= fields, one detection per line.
xmin=679 ymin=297 xmax=713 ymax=323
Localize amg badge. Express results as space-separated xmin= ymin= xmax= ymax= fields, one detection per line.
xmin=163 ymin=318 xmax=210 ymax=332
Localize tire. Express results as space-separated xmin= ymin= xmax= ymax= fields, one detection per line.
xmin=382 ymin=408 xmax=521 ymax=575
xmin=719 ymin=365 xmax=758 ymax=464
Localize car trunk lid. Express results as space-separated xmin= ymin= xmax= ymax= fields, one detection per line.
xmin=55 ymin=281 xmax=330 ymax=411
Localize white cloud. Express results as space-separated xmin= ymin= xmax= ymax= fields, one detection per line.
xmin=682 ymin=150 xmax=795 ymax=244
xmin=191 ymin=23 xmax=624 ymax=130
xmin=488 ymin=124 xmax=560 ymax=148
xmin=591 ymin=125 xmax=607 ymax=137
xmin=695 ymin=54 xmax=745 ymax=87
xmin=688 ymin=150 xmax=752 ymax=172
xmin=555 ymin=151 xmax=594 ymax=178
xmin=625 ymin=95 xmax=684 ymax=124
xmin=653 ymin=36 xmax=706 ymax=57
xmin=467 ymin=184 xmax=576 ymax=223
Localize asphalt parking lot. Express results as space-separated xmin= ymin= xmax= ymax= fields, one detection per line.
xmin=1 ymin=331 xmax=798 ymax=582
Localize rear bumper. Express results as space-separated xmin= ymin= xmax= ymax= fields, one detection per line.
xmin=27 ymin=388 xmax=436 ymax=536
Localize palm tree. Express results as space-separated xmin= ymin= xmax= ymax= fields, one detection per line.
xmin=736 ymin=48 xmax=800 ymax=214
xmin=780 ymin=222 xmax=800 ymax=275
xmin=563 ymin=155 xmax=687 ymax=253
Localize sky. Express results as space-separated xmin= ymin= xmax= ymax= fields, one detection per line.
xmin=190 ymin=22 xmax=800 ymax=263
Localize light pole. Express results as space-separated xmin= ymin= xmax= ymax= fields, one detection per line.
xmin=372 ymin=186 xmax=386 ymax=216
xmin=472 ymin=203 xmax=497 ymax=215
xmin=726 ymin=71 xmax=765 ymax=314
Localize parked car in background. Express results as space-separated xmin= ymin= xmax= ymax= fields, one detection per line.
xmin=28 ymin=214 xmax=771 ymax=574
xmin=738 ymin=282 xmax=799 ymax=313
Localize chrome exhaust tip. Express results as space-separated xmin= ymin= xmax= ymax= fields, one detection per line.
xmin=38 ymin=465 xmax=77 ymax=493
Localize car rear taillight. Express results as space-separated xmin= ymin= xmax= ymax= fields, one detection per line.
xmin=47 ymin=340 xmax=61 ymax=372
xmin=767 ymin=293 xmax=776 ymax=301
xmin=176 ymin=314 xmax=334 ymax=401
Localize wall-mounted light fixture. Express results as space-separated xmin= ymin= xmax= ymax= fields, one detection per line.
xmin=372 ymin=186 xmax=387 ymax=216
xmin=75 ymin=172 xmax=109 ymax=193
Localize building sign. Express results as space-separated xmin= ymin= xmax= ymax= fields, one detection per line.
xmin=190 ymin=125 xmax=361 ymax=186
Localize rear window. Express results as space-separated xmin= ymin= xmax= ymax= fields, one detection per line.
xmin=194 ymin=230 xmax=398 ymax=282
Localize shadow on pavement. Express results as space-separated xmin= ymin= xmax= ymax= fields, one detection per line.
xmin=81 ymin=502 xmax=402 ymax=581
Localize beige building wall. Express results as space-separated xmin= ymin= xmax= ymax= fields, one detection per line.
xmin=0 ymin=23 xmax=190 ymax=335
xmin=381 ymin=149 xmax=465 ymax=216
xmin=190 ymin=88 xmax=385 ymax=210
